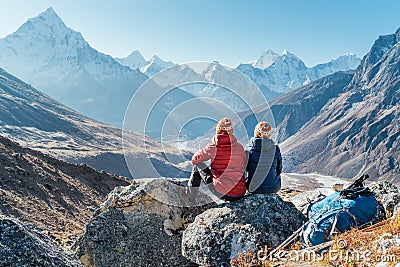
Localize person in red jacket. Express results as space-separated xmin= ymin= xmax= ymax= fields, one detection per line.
xmin=184 ymin=117 xmax=247 ymax=203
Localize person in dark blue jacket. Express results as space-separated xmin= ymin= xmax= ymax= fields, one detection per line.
xmin=245 ymin=121 xmax=282 ymax=194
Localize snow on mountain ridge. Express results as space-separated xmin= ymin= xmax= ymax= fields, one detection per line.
xmin=140 ymin=55 xmax=176 ymax=76
xmin=308 ymin=53 xmax=361 ymax=79
xmin=24 ymin=7 xmax=68 ymax=38
xmin=252 ymin=49 xmax=280 ymax=69
xmin=238 ymin=49 xmax=361 ymax=94
xmin=0 ymin=6 xmax=133 ymax=83
xmin=116 ymin=50 xmax=147 ymax=70
xmin=0 ymin=7 xmax=149 ymax=127
xmin=117 ymin=52 xmax=176 ymax=76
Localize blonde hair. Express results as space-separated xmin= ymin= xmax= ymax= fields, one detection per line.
xmin=216 ymin=117 xmax=234 ymax=135
xmin=254 ymin=121 xmax=272 ymax=138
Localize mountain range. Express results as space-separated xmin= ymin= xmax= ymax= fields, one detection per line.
xmin=116 ymin=51 xmax=176 ymax=77
xmin=0 ymin=7 xmax=361 ymax=132
xmin=0 ymin=7 xmax=397 ymax=182
xmin=237 ymin=49 xmax=361 ymax=97
xmin=118 ymin=48 xmax=361 ymax=102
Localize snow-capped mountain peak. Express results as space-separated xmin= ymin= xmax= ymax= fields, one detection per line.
xmin=201 ymin=61 xmax=224 ymax=80
xmin=18 ymin=7 xmax=71 ymax=41
xmin=306 ymin=53 xmax=362 ymax=82
xmin=0 ymin=7 xmax=90 ymax=83
xmin=34 ymin=7 xmax=62 ymax=21
xmin=328 ymin=53 xmax=361 ymax=69
xmin=252 ymin=49 xmax=280 ymax=69
xmin=252 ymin=48 xmax=305 ymax=70
xmin=0 ymin=7 xmax=148 ymax=127
xmin=279 ymin=49 xmax=305 ymax=64
xmin=116 ymin=50 xmax=147 ymax=70
xmin=30 ymin=7 xmax=64 ymax=26
xmin=139 ymin=54 xmax=176 ymax=76
xmin=149 ymin=55 xmax=175 ymax=68
xmin=116 ymin=51 xmax=177 ymax=76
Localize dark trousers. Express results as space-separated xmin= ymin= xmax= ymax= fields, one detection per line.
xmin=188 ymin=163 xmax=243 ymax=202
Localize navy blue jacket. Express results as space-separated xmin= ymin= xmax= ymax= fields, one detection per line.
xmin=245 ymin=137 xmax=282 ymax=193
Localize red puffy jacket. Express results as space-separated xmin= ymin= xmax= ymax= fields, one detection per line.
xmin=192 ymin=134 xmax=246 ymax=197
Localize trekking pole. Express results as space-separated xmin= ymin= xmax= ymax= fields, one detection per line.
xmin=268 ymin=224 xmax=305 ymax=257
xmin=346 ymin=174 xmax=369 ymax=190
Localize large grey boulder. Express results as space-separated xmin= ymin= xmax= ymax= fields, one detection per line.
xmin=74 ymin=209 xmax=188 ymax=267
xmin=369 ymin=181 xmax=400 ymax=215
xmin=74 ymin=178 xmax=212 ymax=267
xmin=0 ymin=215 xmax=82 ymax=267
xmin=181 ymin=194 xmax=307 ymax=266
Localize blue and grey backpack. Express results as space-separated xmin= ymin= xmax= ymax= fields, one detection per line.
xmin=301 ymin=175 xmax=386 ymax=247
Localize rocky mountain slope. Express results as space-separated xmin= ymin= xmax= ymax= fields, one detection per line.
xmin=271 ymin=70 xmax=354 ymax=143
xmin=0 ymin=7 xmax=147 ymax=127
xmin=237 ymin=29 xmax=399 ymax=182
xmin=0 ymin=216 xmax=83 ymax=266
xmin=239 ymin=70 xmax=354 ymax=143
xmin=281 ymin=28 xmax=400 ymax=182
xmin=0 ymin=135 xmax=129 ymax=248
xmin=0 ymin=66 xmax=188 ymax=178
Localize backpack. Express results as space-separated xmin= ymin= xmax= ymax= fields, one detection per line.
xmin=301 ymin=186 xmax=386 ymax=247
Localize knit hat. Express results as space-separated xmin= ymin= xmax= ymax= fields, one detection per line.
xmin=216 ymin=117 xmax=234 ymax=135
xmin=254 ymin=121 xmax=272 ymax=138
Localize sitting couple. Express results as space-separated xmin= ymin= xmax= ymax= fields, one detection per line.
xmin=184 ymin=117 xmax=282 ymax=204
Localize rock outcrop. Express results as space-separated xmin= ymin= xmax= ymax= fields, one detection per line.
xmin=181 ymin=194 xmax=307 ymax=266
xmin=0 ymin=215 xmax=82 ymax=267
xmin=369 ymin=181 xmax=400 ymax=215
xmin=74 ymin=178 xmax=214 ymax=267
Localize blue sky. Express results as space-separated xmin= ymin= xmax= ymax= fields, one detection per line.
xmin=0 ymin=0 xmax=399 ymax=67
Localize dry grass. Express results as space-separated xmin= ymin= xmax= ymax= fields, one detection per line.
xmin=231 ymin=247 xmax=271 ymax=267
xmin=327 ymin=214 xmax=400 ymax=266
xmin=231 ymin=214 xmax=400 ymax=267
